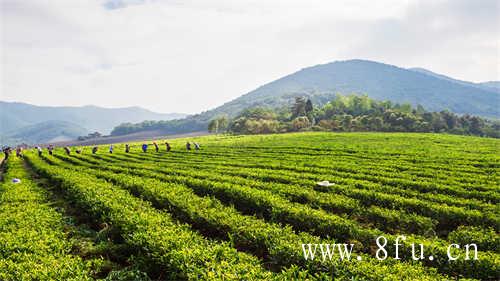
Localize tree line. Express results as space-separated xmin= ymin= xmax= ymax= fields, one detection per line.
xmin=213 ymin=94 xmax=499 ymax=138
xmin=111 ymin=119 xmax=206 ymax=136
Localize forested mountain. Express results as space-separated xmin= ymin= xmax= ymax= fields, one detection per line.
xmin=409 ymin=67 xmax=500 ymax=94
xmin=0 ymin=102 xmax=186 ymax=135
xmin=0 ymin=120 xmax=88 ymax=145
xmin=479 ymin=81 xmax=500 ymax=92
xmin=112 ymin=59 xmax=499 ymax=136
xmin=0 ymin=102 xmax=186 ymax=144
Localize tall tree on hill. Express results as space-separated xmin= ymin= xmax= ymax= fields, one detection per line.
xmin=469 ymin=116 xmax=484 ymax=135
xmin=208 ymin=119 xmax=219 ymax=133
xmin=305 ymin=99 xmax=315 ymax=125
xmin=218 ymin=116 xmax=229 ymax=133
xmin=208 ymin=116 xmax=229 ymax=134
xmin=291 ymin=97 xmax=307 ymax=118
xmin=305 ymin=99 xmax=313 ymax=114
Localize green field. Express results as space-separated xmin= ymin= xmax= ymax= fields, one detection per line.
xmin=1 ymin=132 xmax=499 ymax=280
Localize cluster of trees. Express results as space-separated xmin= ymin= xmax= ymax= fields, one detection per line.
xmin=77 ymin=132 xmax=102 ymax=141
xmin=208 ymin=116 xmax=229 ymax=134
xmin=111 ymin=119 xmax=206 ymax=136
xmin=218 ymin=94 xmax=499 ymax=137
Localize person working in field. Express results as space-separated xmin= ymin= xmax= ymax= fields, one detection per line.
xmin=186 ymin=142 xmax=191 ymax=151
xmin=92 ymin=146 xmax=98 ymax=154
xmin=36 ymin=146 xmax=43 ymax=156
xmin=125 ymin=144 xmax=130 ymax=153
xmin=142 ymin=143 xmax=148 ymax=153
xmin=76 ymin=148 xmax=82 ymax=154
xmin=64 ymin=146 xmax=71 ymax=155
xmin=16 ymin=147 xmax=23 ymax=158
xmin=3 ymin=146 xmax=11 ymax=160
xmin=165 ymin=142 xmax=171 ymax=152
xmin=109 ymin=144 xmax=114 ymax=154
xmin=194 ymin=142 xmax=200 ymax=150
xmin=153 ymin=141 xmax=159 ymax=152
xmin=47 ymin=145 xmax=53 ymax=155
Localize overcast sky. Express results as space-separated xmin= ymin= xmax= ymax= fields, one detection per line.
xmin=1 ymin=0 xmax=499 ymax=114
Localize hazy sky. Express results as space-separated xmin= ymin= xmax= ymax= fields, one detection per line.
xmin=1 ymin=0 xmax=499 ymax=114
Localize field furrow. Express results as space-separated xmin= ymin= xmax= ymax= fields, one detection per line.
xmin=25 ymin=154 xmax=306 ymax=280
xmin=46 ymin=152 xmax=500 ymax=279
xmin=41 ymin=153 xmax=451 ymax=280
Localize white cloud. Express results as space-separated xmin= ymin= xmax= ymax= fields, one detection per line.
xmin=1 ymin=0 xmax=498 ymax=113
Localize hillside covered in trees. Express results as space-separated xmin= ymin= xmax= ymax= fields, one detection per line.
xmin=216 ymin=95 xmax=499 ymax=138
xmin=110 ymin=60 xmax=499 ymax=137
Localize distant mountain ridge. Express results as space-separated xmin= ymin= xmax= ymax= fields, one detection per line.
xmin=0 ymin=102 xmax=185 ymax=134
xmin=0 ymin=102 xmax=186 ymax=145
xmin=479 ymin=81 xmax=500 ymax=92
xmin=135 ymin=59 xmax=498 ymax=135
xmin=409 ymin=67 xmax=500 ymax=94
xmin=0 ymin=120 xmax=89 ymax=145
xmin=254 ymin=60 xmax=496 ymax=114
